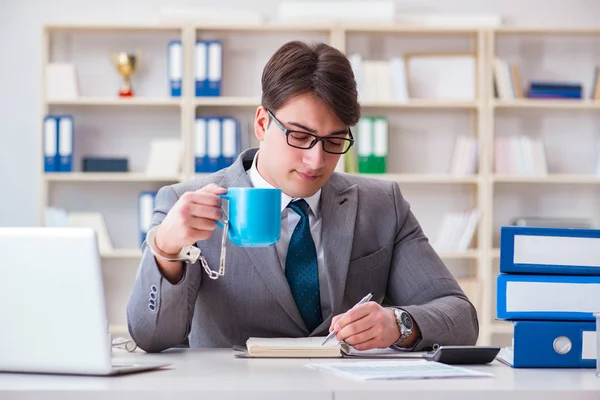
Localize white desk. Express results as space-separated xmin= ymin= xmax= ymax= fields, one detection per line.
xmin=1 ymin=349 xmax=599 ymax=400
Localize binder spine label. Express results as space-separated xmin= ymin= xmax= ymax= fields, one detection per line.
xmin=168 ymin=41 xmax=183 ymax=97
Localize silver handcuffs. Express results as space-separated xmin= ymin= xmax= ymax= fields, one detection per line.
xmin=144 ymin=224 xmax=227 ymax=280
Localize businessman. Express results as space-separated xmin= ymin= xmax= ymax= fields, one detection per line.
xmin=127 ymin=41 xmax=479 ymax=353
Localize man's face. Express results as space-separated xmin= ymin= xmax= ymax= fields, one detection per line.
xmin=254 ymin=93 xmax=348 ymax=198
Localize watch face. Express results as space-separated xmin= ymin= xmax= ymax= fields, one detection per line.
xmin=401 ymin=312 xmax=413 ymax=330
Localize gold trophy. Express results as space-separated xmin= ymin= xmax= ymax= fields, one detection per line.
xmin=111 ymin=51 xmax=140 ymax=97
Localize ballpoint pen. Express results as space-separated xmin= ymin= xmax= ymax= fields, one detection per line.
xmin=321 ymin=292 xmax=373 ymax=346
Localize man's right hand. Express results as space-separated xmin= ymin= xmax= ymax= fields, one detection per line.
xmin=153 ymin=184 xmax=228 ymax=283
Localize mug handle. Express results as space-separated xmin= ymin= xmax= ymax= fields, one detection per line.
xmin=216 ymin=194 xmax=229 ymax=229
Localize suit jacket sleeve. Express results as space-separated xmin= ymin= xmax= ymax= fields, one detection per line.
xmin=126 ymin=185 xmax=204 ymax=353
xmin=387 ymin=182 xmax=479 ymax=350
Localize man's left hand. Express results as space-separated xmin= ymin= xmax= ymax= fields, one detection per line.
xmin=328 ymin=301 xmax=400 ymax=351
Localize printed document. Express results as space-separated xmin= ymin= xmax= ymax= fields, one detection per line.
xmin=308 ymin=359 xmax=494 ymax=380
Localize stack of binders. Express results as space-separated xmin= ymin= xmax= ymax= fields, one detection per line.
xmin=496 ymin=226 xmax=600 ymax=368
xmin=356 ymin=116 xmax=388 ymax=174
xmin=167 ymin=40 xmax=223 ymax=97
xmin=195 ymin=116 xmax=240 ymax=173
xmin=195 ymin=40 xmax=223 ymax=97
xmin=43 ymin=115 xmax=74 ymax=172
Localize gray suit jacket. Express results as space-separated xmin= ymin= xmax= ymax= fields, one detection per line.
xmin=127 ymin=148 xmax=478 ymax=353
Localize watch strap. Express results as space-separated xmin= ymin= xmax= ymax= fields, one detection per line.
xmin=393 ymin=308 xmax=413 ymax=347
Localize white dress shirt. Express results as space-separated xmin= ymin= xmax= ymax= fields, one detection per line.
xmin=247 ymin=151 xmax=331 ymax=322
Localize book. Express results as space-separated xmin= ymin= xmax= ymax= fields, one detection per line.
xmin=510 ymin=64 xmax=523 ymax=98
xmin=237 ymin=336 xmax=425 ymax=359
xmin=527 ymin=82 xmax=583 ymax=99
xmin=493 ymin=58 xmax=514 ymax=100
xmin=592 ymin=66 xmax=600 ymax=100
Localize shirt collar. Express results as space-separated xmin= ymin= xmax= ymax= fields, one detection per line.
xmin=247 ymin=151 xmax=321 ymax=217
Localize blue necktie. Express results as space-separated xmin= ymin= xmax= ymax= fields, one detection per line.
xmin=285 ymin=199 xmax=323 ymax=332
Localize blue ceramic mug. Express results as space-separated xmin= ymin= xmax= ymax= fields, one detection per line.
xmin=217 ymin=188 xmax=281 ymax=247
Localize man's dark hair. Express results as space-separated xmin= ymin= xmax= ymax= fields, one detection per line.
xmin=261 ymin=41 xmax=360 ymax=127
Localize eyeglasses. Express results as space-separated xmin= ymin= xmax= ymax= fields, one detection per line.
xmin=267 ymin=109 xmax=354 ymax=155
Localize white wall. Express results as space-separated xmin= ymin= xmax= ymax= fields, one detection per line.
xmin=1 ymin=0 xmax=600 ymax=226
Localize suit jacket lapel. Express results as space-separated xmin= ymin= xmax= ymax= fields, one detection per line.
xmin=315 ymin=176 xmax=358 ymax=333
xmin=220 ymin=149 xmax=307 ymax=333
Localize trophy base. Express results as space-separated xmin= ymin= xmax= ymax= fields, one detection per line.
xmin=118 ymin=90 xmax=134 ymax=97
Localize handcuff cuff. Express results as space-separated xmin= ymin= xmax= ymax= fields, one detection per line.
xmin=145 ymin=224 xmax=227 ymax=280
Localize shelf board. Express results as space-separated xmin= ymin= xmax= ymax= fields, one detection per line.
xmin=437 ymin=250 xmax=480 ymax=260
xmin=493 ymin=100 xmax=600 ymax=110
xmin=352 ymin=173 xmax=479 ymax=184
xmin=195 ymin=23 xmax=477 ymax=35
xmin=46 ymin=97 xmax=182 ymax=107
xmin=344 ymin=24 xmax=478 ymax=35
xmin=195 ymin=22 xmax=332 ymax=32
xmin=195 ymin=97 xmax=260 ymax=107
xmin=43 ymin=24 xmax=600 ymax=36
xmin=101 ymin=249 xmax=142 ymax=259
xmin=361 ymin=100 xmax=479 ymax=109
xmin=493 ymin=174 xmax=600 ymax=184
xmin=44 ymin=173 xmax=182 ymax=182
xmin=193 ymin=98 xmax=479 ymax=109
xmin=45 ymin=24 xmax=181 ymax=32
xmin=491 ymin=322 xmax=514 ymax=335
xmin=494 ymin=27 xmax=600 ymax=35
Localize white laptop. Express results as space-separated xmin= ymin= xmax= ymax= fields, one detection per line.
xmin=0 ymin=227 xmax=169 ymax=375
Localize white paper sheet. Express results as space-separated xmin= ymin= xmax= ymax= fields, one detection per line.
xmin=308 ymin=360 xmax=494 ymax=380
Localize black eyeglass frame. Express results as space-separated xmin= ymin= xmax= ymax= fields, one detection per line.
xmin=266 ymin=109 xmax=355 ymax=155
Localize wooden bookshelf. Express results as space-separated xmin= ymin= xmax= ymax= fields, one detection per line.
xmin=44 ymin=173 xmax=182 ymax=183
xmin=353 ymin=173 xmax=480 ymax=184
xmin=360 ymin=100 xmax=479 ymax=109
xmin=438 ymin=250 xmax=480 ymax=260
xmin=487 ymin=28 xmax=600 ymax=346
xmin=493 ymin=99 xmax=600 ymax=110
xmin=493 ymin=174 xmax=600 ymax=184
xmin=46 ymin=97 xmax=183 ymax=107
xmin=493 ymin=27 xmax=600 ymax=35
xmin=491 ymin=321 xmax=514 ymax=335
xmin=40 ymin=23 xmax=600 ymax=347
xmin=194 ymin=98 xmax=480 ymax=109
xmin=491 ymin=248 xmax=501 ymax=259
xmin=194 ymin=97 xmax=260 ymax=107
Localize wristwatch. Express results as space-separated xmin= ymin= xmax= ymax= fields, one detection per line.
xmin=392 ymin=308 xmax=414 ymax=346
xmin=145 ymin=225 xmax=201 ymax=264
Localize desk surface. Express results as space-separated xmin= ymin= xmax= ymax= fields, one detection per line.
xmin=1 ymin=349 xmax=599 ymax=400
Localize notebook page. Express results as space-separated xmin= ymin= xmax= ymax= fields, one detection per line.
xmin=247 ymin=336 xmax=337 ymax=350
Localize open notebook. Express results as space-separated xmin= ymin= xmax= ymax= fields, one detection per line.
xmin=235 ymin=336 xmax=425 ymax=359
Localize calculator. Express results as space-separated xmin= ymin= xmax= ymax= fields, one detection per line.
xmin=422 ymin=345 xmax=501 ymax=365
